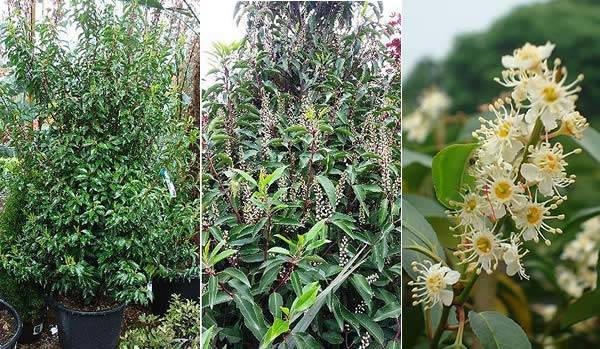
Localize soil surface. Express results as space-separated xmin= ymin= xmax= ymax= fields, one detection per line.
xmin=55 ymin=294 xmax=121 ymax=312
xmin=19 ymin=304 xmax=150 ymax=349
xmin=0 ymin=309 xmax=17 ymax=346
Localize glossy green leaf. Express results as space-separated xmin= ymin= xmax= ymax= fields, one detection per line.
xmin=260 ymin=318 xmax=289 ymax=349
xmin=469 ymin=311 xmax=531 ymax=349
xmin=233 ymin=295 xmax=268 ymax=341
xmin=575 ymin=127 xmax=600 ymax=163
xmin=350 ymin=274 xmax=373 ymax=310
xmin=373 ymin=302 xmax=401 ymax=321
xmin=355 ymin=313 xmax=385 ymax=345
xmin=222 ymin=267 xmax=250 ymax=287
xmin=431 ymin=143 xmax=478 ymax=208
xmin=561 ymin=289 xmax=600 ymax=328
xmin=290 ymin=282 xmax=319 ymax=316
xmin=403 ymin=149 xmax=432 ymax=167
xmin=316 ymin=175 xmax=337 ymax=207
xmin=268 ymin=292 xmax=283 ymax=319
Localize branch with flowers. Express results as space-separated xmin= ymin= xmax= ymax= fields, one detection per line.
xmin=404 ymin=42 xmax=600 ymax=349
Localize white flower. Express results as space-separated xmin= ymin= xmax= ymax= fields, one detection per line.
xmin=556 ymin=266 xmax=585 ymax=298
xmin=501 ymin=234 xmax=529 ymax=279
xmin=524 ymin=68 xmax=583 ymax=130
xmin=513 ymin=194 xmax=564 ymax=245
xmin=531 ymin=304 xmax=558 ymax=322
xmin=477 ymin=161 xmax=527 ymax=219
xmin=404 ymin=88 xmax=451 ymax=143
xmin=520 ymin=142 xmax=581 ymax=197
xmin=404 ymin=110 xmax=431 ymax=143
xmin=409 ymin=261 xmax=460 ymax=309
xmin=474 ymin=100 xmax=528 ymax=163
xmin=420 ymin=88 xmax=451 ymax=117
xmin=559 ymin=111 xmax=588 ymax=139
xmin=449 ymin=192 xmax=489 ymax=231
xmin=458 ymin=228 xmax=505 ymax=274
xmin=557 ymin=216 xmax=600 ymax=298
xmin=501 ymin=42 xmax=555 ymax=71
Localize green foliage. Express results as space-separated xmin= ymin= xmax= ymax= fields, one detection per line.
xmin=0 ymin=159 xmax=45 ymax=323
xmin=468 ymin=311 xmax=531 ymax=349
xmin=202 ymin=2 xmax=400 ymax=347
xmin=0 ymin=0 xmax=198 ymax=304
xmin=431 ymin=143 xmax=478 ymax=208
xmin=120 ymin=295 xmax=200 ymax=348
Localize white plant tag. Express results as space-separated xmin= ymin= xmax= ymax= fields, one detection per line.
xmin=160 ymin=169 xmax=177 ymax=198
xmin=33 ymin=323 xmax=44 ymax=335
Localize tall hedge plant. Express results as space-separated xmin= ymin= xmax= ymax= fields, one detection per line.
xmin=0 ymin=0 xmax=197 ymax=305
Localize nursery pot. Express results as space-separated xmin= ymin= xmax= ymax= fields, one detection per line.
xmin=0 ymin=298 xmax=22 ymax=349
xmin=52 ymin=299 xmax=125 ymax=349
xmin=17 ymin=316 xmax=45 ymax=345
xmin=151 ymin=276 xmax=200 ymax=315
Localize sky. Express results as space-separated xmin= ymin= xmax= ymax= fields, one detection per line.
xmin=403 ymin=0 xmax=547 ymax=75
xmin=199 ymin=1 xmax=402 ymax=87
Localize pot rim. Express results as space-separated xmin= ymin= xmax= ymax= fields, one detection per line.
xmin=51 ymin=297 xmax=126 ymax=316
xmin=0 ymin=298 xmax=23 ymax=348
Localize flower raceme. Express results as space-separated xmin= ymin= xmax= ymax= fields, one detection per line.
xmin=411 ymin=42 xmax=588 ymax=308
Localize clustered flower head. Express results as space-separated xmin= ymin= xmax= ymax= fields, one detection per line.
xmin=404 ymin=87 xmax=451 ymax=143
xmin=411 ymin=43 xmax=588 ymax=308
xmin=556 ymin=217 xmax=600 ymax=298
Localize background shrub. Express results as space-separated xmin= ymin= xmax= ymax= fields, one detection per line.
xmin=0 ymin=0 xmax=197 ymax=305
xmin=202 ymin=2 xmax=401 ymax=347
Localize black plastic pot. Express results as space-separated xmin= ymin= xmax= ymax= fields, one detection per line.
xmin=151 ymin=277 xmax=200 ymax=315
xmin=52 ymin=299 xmax=125 ymax=349
xmin=18 ymin=317 xmax=45 ymax=345
xmin=0 ymin=298 xmax=22 ymax=349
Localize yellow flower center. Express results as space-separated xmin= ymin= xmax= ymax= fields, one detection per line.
xmin=526 ymin=206 xmax=542 ymax=225
xmin=426 ymin=273 xmax=444 ymax=293
xmin=496 ymin=121 xmax=511 ymax=138
xmin=540 ymin=153 xmax=559 ymax=172
xmin=542 ymin=86 xmax=559 ymax=103
xmin=465 ymin=198 xmax=478 ymax=212
xmin=494 ymin=181 xmax=513 ymax=201
xmin=476 ymin=236 xmax=493 ymax=254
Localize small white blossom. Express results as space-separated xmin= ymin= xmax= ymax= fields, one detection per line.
xmin=409 ymin=261 xmax=460 ymax=309
xmin=477 ymin=161 xmax=527 ymax=219
xmin=524 ymin=67 xmax=583 ymax=130
xmin=520 ymin=142 xmax=581 ymax=197
xmin=559 ymin=111 xmax=588 ymax=139
xmin=404 ymin=110 xmax=431 ymax=143
xmin=449 ymin=192 xmax=489 ymax=231
xmin=501 ymin=42 xmax=555 ymax=71
xmin=501 ymin=234 xmax=529 ymax=279
xmin=457 ymin=228 xmax=505 ymax=274
xmin=474 ymin=100 xmax=528 ymax=163
xmin=404 ymin=87 xmax=450 ymax=143
xmin=512 ymin=194 xmax=564 ymax=245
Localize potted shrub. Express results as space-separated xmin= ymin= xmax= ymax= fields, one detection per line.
xmin=0 ymin=298 xmax=22 ymax=349
xmin=149 ymin=23 xmax=201 ymax=316
xmin=0 ymin=158 xmax=46 ymax=345
xmin=0 ymin=1 xmax=195 ymax=347
xmin=121 ymin=295 xmax=200 ymax=348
